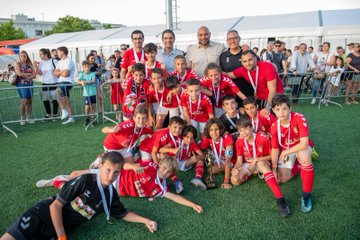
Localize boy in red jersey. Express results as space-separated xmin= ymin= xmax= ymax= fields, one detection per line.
xmin=159 ymin=125 xmax=207 ymax=190
xmin=200 ymin=63 xmax=246 ymax=117
xmin=181 ymin=78 xmax=214 ymax=135
xmin=243 ymin=97 xmax=276 ymax=136
xmin=232 ymin=115 xmax=290 ymax=218
xmin=147 ymin=68 xmax=165 ymax=127
xmin=219 ymin=95 xmax=242 ymax=142
xmin=155 ymin=76 xmax=182 ymax=129
xmin=120 ymin=156 xmax=203 ymax=213
xmin=143 ymin=43 xmax=166 ymax=80
xmin=270 ymin=94 xmax=314 ymax=213
xmin=123 ymin=63 xmax=150 ymax=120
xmin=168 ymin=55 xmax=198 ymax=88
xmin=139 ymin=117 xmax=185 ymax=193
xmin=100 ymin=105 xmax=153 ymax=164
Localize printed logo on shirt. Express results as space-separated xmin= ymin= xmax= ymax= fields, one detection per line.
xmin=71 ymin=197 xmax=96 ymax=220
xmin=293 ymin=127 xmax=298 ymax=134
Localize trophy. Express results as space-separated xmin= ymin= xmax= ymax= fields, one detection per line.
xmin=205 ymin=150 xmax=216 ymax=189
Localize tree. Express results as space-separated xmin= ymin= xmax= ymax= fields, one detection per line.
xmin=0 ymin=21 xmax=27 ymax=40
xmin=103 ymin=23 xmax=112 ymax=29
xmin=45 ymin=15 xmax=95 ymax=35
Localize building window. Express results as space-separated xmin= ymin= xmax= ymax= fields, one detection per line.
xmin=35 ymin=30 xmax=43 ymax=36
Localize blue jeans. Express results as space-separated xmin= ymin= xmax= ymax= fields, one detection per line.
xmin=312 ymin=79 xmax=323 ymax=98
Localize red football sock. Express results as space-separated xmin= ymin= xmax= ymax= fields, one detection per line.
xmin=53 ymin=179 xmax=66 ymax=189
xmin=291 ymin=159 xmax=301 ymax=177
xmin=170 ymin=174 xmax=179 ymax=182
xmin=264 ymin=171 xmax=284 ymax=199
xmin=195 ymin=164 xmax=204 ymax=179
xmin=300 ymin=164 xmax=314 ymax=193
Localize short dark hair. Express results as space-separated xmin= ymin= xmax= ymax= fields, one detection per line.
xmin=144 ymin=43 xmax=158 ymax=53
xmin=131 ymin=30 xmax=144 ymax=39
xmin=274 ymin=40 xmax=282 ymax=45
xmin=308 ymin=46 xmax=314 ymax=50
xmin=150 ymin=68 xmax=163 ymax=77
xmin=102 ymin=151 xmax=125 ymax=166
xmin=186 ymin=78 xmax=200 ymax=87
xmin=241 ymin=50 xmax=256 ymax=58
xmin=82 ymin=60 xmax=90 ymax=66
xmin=133 ymin=63 xmax=146 ymax=74
xmin=182 ymin=125 xmax=197 ymax=139
xmin=235 ymin=115 xmax=252 ymax=129
xmin=204 ymin=118 xmax=226 ymax=139
xmin=169 ymin=116 xmax=185 ymax=127
xmin=323 ymin=42 xmax=331 ymax=48
xmin=162 ymin=29 xmax=175 ymax=39
xmin=57 ymin=46 xmax=68 ymax=55
xmin=252 ymin=47 xmax=259 ymax=51
xmin=271 ymin=94 xmax=291 ymax=108
xmin=243 ymin=97 xmax=257 ymax=107
xmin=222 ymin=94 xmax=236 ymax=104
xmin=174 ymin=55 xmax=186 ymax=62
xmin=165 ymin=75 xmax=179 ymax=89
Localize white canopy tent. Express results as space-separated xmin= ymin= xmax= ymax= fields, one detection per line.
xmin=20 ymin=8 xmax=360 ymax=74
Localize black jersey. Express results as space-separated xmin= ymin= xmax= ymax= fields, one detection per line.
xmin=219 ymin=113 xmax=241 ymax=141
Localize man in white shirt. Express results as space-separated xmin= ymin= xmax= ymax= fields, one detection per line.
xmin=186 ymin=26 xmax=224 ymax=77
xmin=54 ymin=46 xmax=76 ymax=124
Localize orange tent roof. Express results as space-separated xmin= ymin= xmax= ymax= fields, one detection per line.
xmin=0 ymin=38 xmax=37 ymax=47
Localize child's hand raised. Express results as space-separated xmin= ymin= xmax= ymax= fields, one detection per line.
xmin=193 ymin=205 xmax=203 ymax=213
xmin=145 ymin=220 xmax=157 ymax=233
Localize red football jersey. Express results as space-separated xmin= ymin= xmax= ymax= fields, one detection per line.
xmin=103 ymin=120 xmax=154 ymax=150
xmin=123 ymin=78 xmax=150 ymax=116
xmin=233 ymin=61 xmax=284 ymax=100
xmin=121 ymin=48 xmax=147 ymax=71
xmin=271 ymin=112 xmax=309 ymax=151
xmin=200 ymin=132 xmax=234 ymax=159
xmin=171 ymin=141 xmax=200 ymax=160
xmin=161 ymin=87 xmax=180 ymax=109
xmin=140 ymin=128 xmax=181 ymax=153
xmin=169 ymin=68 xmax=198 ymax=88
xmin=235 ymin=132 xmax=271 ymax=163
xmin=250 ymin=111 xmax=277 ymax=134
xmin=119 ymin=162 xmax=168 ymax=197
xmin=144 ymin=61 xmax=165 ymax=79
xmin=147 ymin=84 xmax=164 ymax=104
xmin=181 ymin=93 xmax=214 ymax=122
xmin=200 ymin=74 xmax=239 ymax=108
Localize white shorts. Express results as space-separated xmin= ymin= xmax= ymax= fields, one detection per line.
xmin=277 ymin=146 xmax=312 ymax=169
xmin=152 ymin=102 xmax=160 ymax=114
xmin=214 ymin=107 xmax=224 ymax=118
xmin=329 ymin=76 xmax=340 ymax=87
xmin=158 ymin=106 xmax=180 ymax=118
xmin=191 ymin=120 xmax=206 ymax=133
xmin=178 ymin=159 xmax=193 ymax=172
xmin=241 ymin=163 xmax=253 ymax=176
xmin=103 ymin=146 xmax=133 ymax=159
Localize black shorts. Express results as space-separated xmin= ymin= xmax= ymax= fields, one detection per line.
xmin=7 ymin=198 xmax=57 ymax=240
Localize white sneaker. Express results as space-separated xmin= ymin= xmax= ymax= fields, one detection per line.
xmin=62 ymin=117 xmax=75 ymax=125
xmin=61 ymin=110 xmax=69 ymax=120
xmin=26 ymin=117 xmax=35 ymax=124
xmin=36 ymin=175 xmax=69 ymax=188
xmin=190 ymin=178 xmax=207 ymax=190
xmin=20 ymin=119 xmax=25 ymax=126
xmin=311 ymin=98 xmax=316 ymax=104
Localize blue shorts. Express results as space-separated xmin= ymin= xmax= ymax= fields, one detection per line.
xmin=84 ymin=95 xmax=97 ymax=105
xmin=17 ymin=83 xmax=33 ymax=99
xmin=57 ymin=82 xmax=73 ymax=97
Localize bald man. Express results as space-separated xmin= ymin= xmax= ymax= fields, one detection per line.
xmin=186 ymin=26 xmax=224 ymax=77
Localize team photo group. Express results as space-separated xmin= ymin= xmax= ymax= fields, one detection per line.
xmin=5 ymin=25 xmax=360 ymax=240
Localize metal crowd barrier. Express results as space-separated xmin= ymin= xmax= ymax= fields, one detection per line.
xmin=279 ymin=71 xmax=360 ymax=107
xmin=0 ymin=83 xmax=99 ymax=138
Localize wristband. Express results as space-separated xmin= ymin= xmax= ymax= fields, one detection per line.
xmin=58 ymin=235 xmax=67 ymax=240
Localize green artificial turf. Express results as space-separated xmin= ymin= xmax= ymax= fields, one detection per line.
xmin=0 ymin=82 xmax=360 ymax=239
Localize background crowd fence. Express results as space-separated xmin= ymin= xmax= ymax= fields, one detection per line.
xmin=279 ymin=71 xmax=360 ymax=104
xmin=101 ymin=80 xmax=123 ymax=125
xmin=0 ymin=83 xmax=99 ymax=138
